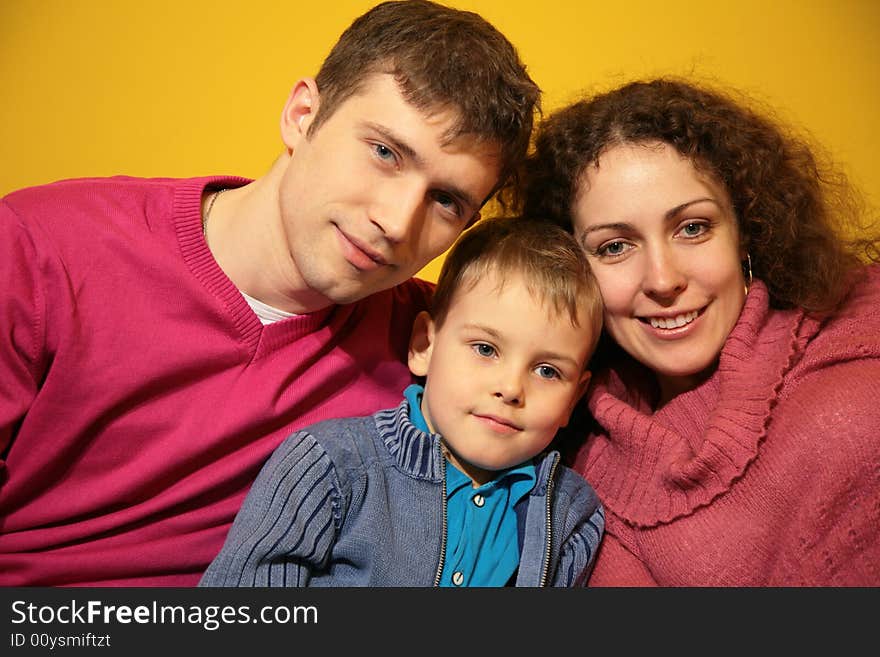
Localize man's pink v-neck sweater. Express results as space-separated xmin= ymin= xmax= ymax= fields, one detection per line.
xmin=0 ymin=176 xmax=431 ymax=586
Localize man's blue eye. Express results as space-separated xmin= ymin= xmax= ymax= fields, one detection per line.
xmin=374 ymin=144 xmax=394 ymax=160
xmin=434 ymin=192 xmax=462 ymax=217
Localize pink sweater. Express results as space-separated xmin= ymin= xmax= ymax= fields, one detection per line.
xmin=0 ymin=176 xmax=431 ymax=586
xmin=575 ymin=266 xmax=880 ymax=586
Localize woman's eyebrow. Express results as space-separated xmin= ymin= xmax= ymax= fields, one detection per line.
xmin=664 ymin=197 xmax=719 ymax=220
xmin=579 ymin=197 xmax=721 ymax=238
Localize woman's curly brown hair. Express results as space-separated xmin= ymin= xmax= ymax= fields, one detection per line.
xmin=522 ymin=78 xmax=879 ymax=313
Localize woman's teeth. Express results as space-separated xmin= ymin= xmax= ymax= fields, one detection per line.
xmin=649 ymin=310 xmax=699 ymax=329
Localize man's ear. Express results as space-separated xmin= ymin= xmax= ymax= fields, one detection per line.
xmin=408 ymin=311 xmax=435 ymax=377
xmin=280 ymin=77 xmax=320 ymax=151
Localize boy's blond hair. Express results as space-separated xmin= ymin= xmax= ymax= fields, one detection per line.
xmin=432 ymin=217 xmax=603 ymax=357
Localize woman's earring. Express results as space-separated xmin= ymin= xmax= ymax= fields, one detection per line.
xmin=743 ymin=253 xmax=753 ymax=295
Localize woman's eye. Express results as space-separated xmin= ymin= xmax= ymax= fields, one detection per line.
xmin=472 ymin=343 xmax=496 ymax=358
xmin=535 ymin=365 xmax=561 ymax=380
xmin=596 ymin=240 xmax=631 ymax=257
xmin=680 ymin=222 xmax=707 ymax=238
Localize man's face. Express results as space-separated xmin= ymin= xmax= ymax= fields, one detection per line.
xmin=278 ymin=74 xmax=501 ymax=310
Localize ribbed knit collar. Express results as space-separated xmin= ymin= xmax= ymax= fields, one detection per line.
xmin=375 ymin=400 xmax=445 ymax=481
xmin=375 ymin=397 xmax=559 ymax=490
xmin=173 ymin=177 xmax=337 ymax=356
xmin=579 ymin=280 xmax=821 ymax=527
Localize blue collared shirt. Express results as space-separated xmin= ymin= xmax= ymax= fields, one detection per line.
xmin=403 ymin=384 xmax=536 ymax=587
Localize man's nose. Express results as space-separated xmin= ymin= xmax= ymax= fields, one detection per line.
xmin=369 ymin=179 xmax=426 ymax=244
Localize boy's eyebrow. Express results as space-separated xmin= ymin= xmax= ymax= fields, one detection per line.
xmin=364 ymin=121 xmax=480 ymax=212
xmin=461 ymin=323 xmax=582 ymax=368
xmin=532 ymin=350 xmax=581 ymax=369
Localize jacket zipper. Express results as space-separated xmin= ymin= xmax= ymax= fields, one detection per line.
xmin=538 ymin=453 xmax=560 ymax=587
xmin=433 ymin=455 xmax=448 ymax=586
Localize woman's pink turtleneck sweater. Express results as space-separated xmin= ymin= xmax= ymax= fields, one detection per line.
xmin=576 ymin=266 xmax=880 ymax=586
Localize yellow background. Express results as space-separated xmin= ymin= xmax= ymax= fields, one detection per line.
xmin=2 ymin=0 xmax=878 ymax=282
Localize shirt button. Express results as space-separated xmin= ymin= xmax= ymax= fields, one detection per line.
xmin=452 ymin=571 xmax=464 ymax=586
xmin=472 ymin=494 xmax=485 ymax=507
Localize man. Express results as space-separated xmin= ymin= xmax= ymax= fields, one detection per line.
xmin=0 ymin=0 xmax=539 ymax=586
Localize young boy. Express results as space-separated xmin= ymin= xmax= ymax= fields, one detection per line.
xmin=199 ymin=218 xmax=605 ymax=587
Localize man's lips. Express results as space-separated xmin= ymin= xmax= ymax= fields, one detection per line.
xmin=334 ymin=225 xmax=389 ymax=270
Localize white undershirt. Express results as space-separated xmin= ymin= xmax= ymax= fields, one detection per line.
xmin=241 ymin=291 xmax=297 ymax=325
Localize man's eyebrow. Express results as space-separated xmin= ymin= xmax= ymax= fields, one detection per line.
xmin=365 ymin=122 xmax=481 ymax=213
xmin=366 ymin=122 xmax=421 ymax=164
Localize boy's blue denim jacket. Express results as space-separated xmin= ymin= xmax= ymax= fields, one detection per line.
xmin=199 ymin=399 xmax=605 ymax=587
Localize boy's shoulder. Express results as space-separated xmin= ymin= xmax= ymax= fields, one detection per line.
xmin=293 ymin=412 xmax=386 ymax=470
xmin=547 ymin=456 xmax=602 ymax=514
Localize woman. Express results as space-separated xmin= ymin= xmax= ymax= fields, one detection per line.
xmin=523 ymin=79 xmax=880 ymax=586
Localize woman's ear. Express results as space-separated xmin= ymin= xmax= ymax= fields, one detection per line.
xmin=280 ymin=77 xmax=320 ymax=151
xmin=408 ymin=311 xmax=435 ymax=377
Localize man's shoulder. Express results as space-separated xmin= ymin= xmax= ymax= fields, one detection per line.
xmin=349 ymin=277 xmax=434 ymax=324
xmin=5 ymin=175 xmax=181 ymax=202
xmin=2 ymin=176 xmax=186 ymax=223
xmin=384 ymin=276 xmax=435 ymax=308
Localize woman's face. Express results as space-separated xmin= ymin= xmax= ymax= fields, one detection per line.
xmin=572 ymin=141 xmax=747 ymax=402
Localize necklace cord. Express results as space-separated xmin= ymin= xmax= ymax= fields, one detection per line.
xmin=201 ymin=188 xmax=227 ymax=243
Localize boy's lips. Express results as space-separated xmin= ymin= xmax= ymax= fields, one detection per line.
xmin=471 ymin=412 xmax=522 ymax=433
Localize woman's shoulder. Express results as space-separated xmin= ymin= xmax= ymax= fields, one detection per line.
xmin=801 ymin=264 xmax=880 ymax=362
xmin=778 ymin=264 xmax=880 ymax=415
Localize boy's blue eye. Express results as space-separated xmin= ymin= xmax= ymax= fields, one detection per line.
xmin=472 ymin=343 xmax=496 ymax=358
xmin=536 ymin=365 xmax=560 ymax=380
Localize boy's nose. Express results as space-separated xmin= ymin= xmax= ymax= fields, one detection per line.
xmin=493 ymin=376 xmax=524 ymax=406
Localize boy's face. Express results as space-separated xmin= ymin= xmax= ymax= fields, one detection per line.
xmin=408 ymin=270 xmax=595 ymax=486
xmin=277 ymin=73 xmax=501 ymax=310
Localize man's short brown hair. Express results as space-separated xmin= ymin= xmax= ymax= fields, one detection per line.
xmin=312 ymin=0 xmax=540 ymax=203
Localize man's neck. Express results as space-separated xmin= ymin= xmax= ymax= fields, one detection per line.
xmin=205 ymin=155 xmax=331 ymax=315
